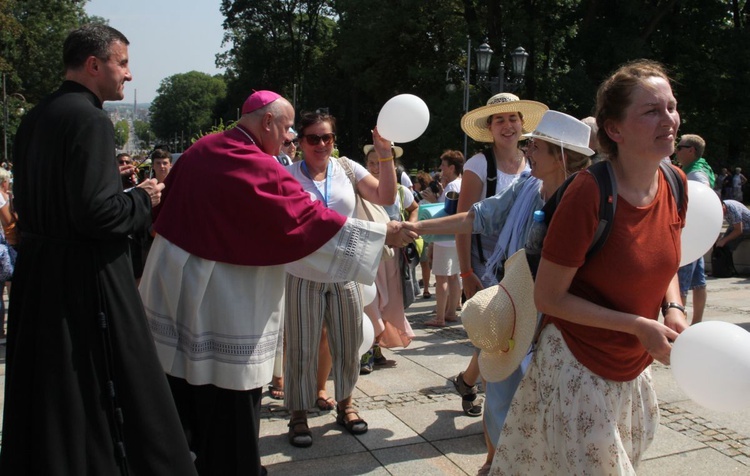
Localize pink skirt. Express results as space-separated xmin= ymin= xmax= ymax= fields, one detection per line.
xmin=364 ymin=256 xmax=414 ymax=348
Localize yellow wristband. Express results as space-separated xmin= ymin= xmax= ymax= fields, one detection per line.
xmin=378 ymin=156 xmax=394 ymax=162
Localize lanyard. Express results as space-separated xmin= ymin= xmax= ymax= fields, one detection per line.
xmin=301 ymin=160 xmax=332 ymax=207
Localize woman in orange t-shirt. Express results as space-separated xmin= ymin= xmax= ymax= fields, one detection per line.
xmin=490 ymin=60 xmax=690 ymax=475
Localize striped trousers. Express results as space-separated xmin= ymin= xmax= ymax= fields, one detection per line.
xmin=284 ymin=274 xmax=363 ymax=411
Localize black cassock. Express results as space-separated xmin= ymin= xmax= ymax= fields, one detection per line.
xmin=0 ymin=81 xmax=197 ymax=475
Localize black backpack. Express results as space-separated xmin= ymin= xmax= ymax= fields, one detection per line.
xmin=711 ymin=246 xmax=736 ymax=277
xmin=541 ymin=160 xmax=685 ymax=260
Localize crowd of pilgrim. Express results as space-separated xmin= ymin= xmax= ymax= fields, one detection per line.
xmin=4 ymin=22 xmax=743 ymax=476
xmin=259 ymin=58 xmax=698 ymax=475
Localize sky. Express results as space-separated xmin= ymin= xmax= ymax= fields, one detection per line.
xmin=85 ymin=0 xmax=227 ymax=105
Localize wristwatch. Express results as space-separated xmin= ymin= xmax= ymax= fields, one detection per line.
xmin=661 ymin=301 xmax=686 ymax=317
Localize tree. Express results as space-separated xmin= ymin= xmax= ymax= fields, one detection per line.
xmin=1 ymin=0 xmax=93 ymax=163
xmin=2 ymin=0 xmax=90 ymax=104
xmin=215 ymin=0 xmax=750 ymax=170
xmin=149 ymin=71 xmax=227 ymax=145
xmin=114 ymin=119 xmax=128 ymax=149
xmin=133 ymin=119 xmax=153 ymax=150
xmin=217 ymin=0 xmax=338 ymax=121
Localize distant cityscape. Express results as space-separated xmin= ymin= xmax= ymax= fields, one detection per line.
xmin=103 ymin=102 xmax=151 ymax=123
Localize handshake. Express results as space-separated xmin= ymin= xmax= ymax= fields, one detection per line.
xmin=385 ymin=221 xmax=419 ymax=248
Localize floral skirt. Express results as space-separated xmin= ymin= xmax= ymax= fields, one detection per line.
xmin=490 ymin=325 xmax=658 ymax=476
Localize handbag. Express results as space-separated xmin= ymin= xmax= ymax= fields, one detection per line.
xmin=3 ymin=222 xmax=18 ymax=247
xmin=337 ymin=157 xmax=394 ymax=260
xmin=0 ymin=235 xmax=16 ymax=282
xmin=400 ymin=243 xmax=420 ymax=309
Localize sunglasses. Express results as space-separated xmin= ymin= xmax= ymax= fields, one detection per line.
xmin=675 ymin=145 xmax=692 ymax=150
xmin=302 ymin=133 xmax=336 ymax=146
xmin=282 ymin=139 xmax=298 ymax=147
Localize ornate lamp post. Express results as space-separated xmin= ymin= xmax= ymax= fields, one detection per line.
xmin=475 ymin=41 xmax=529 ymax=95
xmin=446 ymin=38 xmax=529 ymax=157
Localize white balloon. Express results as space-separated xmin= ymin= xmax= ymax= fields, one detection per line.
xmin=671 ymin=321 xmax=750 ymax=412
xmin=376 ymin=94 xmax=430 ymax=143
xmin=361 ymin=282 xmax=377 ymax=307
xmin=358 ymin=313 xmax=376 ymax=356
xmin=680 ymin=181 xmax=723 ymax=266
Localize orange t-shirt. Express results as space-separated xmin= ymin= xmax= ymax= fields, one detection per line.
xmin=541 ymin=166 xmax=687 ymax=381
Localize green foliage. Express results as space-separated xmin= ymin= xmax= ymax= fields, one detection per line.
xmin=114 ymin=119 xmax=128 ymax=149
xmin=133 ymin=119 xmax=153 ymax=149
xmin=149 ymin=71 xmax=227 ymax=144
xmin=190 ymin=118 xmax=237 ymax=145
xmin=2 ymin=0 xmax=89 ymax=104
xmin=1 ymin=0 xmax=92 ymax=162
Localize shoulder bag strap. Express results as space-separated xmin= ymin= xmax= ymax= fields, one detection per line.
xmin=337 ymin=156 xmax=357 ymax=196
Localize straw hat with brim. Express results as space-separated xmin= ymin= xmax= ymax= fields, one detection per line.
xmin=363 ymin=144 xmax=403 ymax=159
xmin=461 ymin=93 xmax=548 ymax=143
xmin=460 ymin=249 xmax=537 ymax=382
xmin=522 ymin=110 xmax=595 ymax=157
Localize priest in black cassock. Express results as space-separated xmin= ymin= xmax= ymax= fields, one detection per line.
xmin=0 ymin=24 xmax=197 ymax=475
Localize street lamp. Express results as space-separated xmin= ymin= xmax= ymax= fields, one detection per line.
xmin=444 ymin=37 xmax=473 ymax=158
xmin=475 ymin=41 xmax=529 ymax=95
xmin=445 ymin=38 xmax=529 ymax=157
xmin=2 ymin=73 xmax=27 ymax=165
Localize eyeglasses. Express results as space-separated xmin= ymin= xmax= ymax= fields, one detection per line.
xmin=675 ymin=145 xmax=692 ymax=150
xmin=282 ymin=139 xmax=298 ymax=147
xmin=302 ymin=133 xmax=336 ymax=146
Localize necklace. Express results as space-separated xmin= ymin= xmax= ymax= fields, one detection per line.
xmin=496 ymin=151 xmax=524 ymax=175
xmin=235 ymin=126 xmax=256 ymax=145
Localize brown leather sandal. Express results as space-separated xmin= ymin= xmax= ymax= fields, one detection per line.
xmin=336 ymin=405 xmax=368 ymax=435
xmin=288 ymin=416 xmax=313 ymax=447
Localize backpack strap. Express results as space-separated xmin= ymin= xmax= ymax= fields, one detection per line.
xmin=541 ymin=160 xmax=617 ymax=259
xmin=659 ymin=161 xmax=685 ymax=215
xmin=483 ymin=147 xmax=498 ymax=198
xmin=585 ymin=160 xmax=617 ymax=258
xmin=475 ymin=148 xmax=498 ymax=264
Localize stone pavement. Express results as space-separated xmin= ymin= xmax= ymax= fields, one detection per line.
xmin=2 ymin=276 xmax=750 ymax=474
xmin=258 ymin=275 xmax=750 ymax=475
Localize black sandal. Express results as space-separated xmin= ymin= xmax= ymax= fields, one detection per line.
xmin=452 ymin=371 xmax=482 ymax=417
xmin=288 ymin=416 xmax=313 ymax=447
xmin=336 ymin=405 xmax=368 ymax=435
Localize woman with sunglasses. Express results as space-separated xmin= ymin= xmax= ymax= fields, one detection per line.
xmin=284 ymin=111 xmax=397 ymax=448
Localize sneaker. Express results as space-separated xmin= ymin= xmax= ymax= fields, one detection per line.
xmin=372 ymin=344 xmax=387 ymax=366
xmin=360 ymin=349 xmax=374 ymax=374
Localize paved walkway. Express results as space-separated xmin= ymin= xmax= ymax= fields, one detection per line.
xmin=258 ymin=275 xmax=750 ymax=475
xmin=2 ymin=276 xmax=750 ymax=474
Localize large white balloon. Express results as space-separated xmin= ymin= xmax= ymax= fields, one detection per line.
xmin=671 ymin=321 xmax=750 ymax=412
xmin=361 ymin=282 xmax=377 ymax=307
xmin=376 ymin=94 xmax=430 ymax=143
xmin=358 ymin=313 xmax=376 ymax=356
xmin=680 ymin=181 xmax=723 ymax=266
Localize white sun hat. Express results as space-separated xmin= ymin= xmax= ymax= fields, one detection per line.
xmin=522 ymin=110 xmax=595 ymax=157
